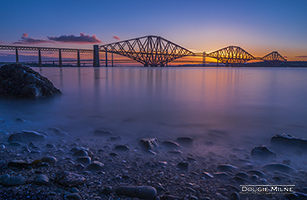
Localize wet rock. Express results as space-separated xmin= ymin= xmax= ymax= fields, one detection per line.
xmin=1 ymin=176 xmax=26 ymax=186
xmin=0 ymin=63 xmax=61 ymax=98
xmin=46 ymin=144 xmax=55 ymax=148
xmin=8 ymin=130 xmax=46 ymax=143
xmin=161 ymin=140 xmax=180 ymax=149
xmin=0 ymin=174 xmax=10 ymax=181
xmin=251 ymin=145 xmax=276 ymax=159
xmin=250 ymin=174 xmax=258 ymax=181
xmin=110 ymin=152 xmax=118 ymax=157
xmin=176 ymin=136 xmax=193 ymax=146
xmin=55 ymin=171 xmax=85 ymax=187
xmin=139 ymin=138 xmax=159 ymax=150
xmin=73 ymin=149 xmax=88 ymax=157
xmin=285 ymin=192 xmax=307 ymax=200
xmin=8 ymin=142 xmax=22 ymax=147
xmin=76 ymin=156 xmax=91 ymax=164
xmin=70 ymin=187 xmax=79 ymax=193
xmin=67 ymin=193 xmax=81 ymax=200
xmin=213 ymin=172 xmax=228 ymax=179
xmin=167 ymin=150 xmax=182 ymax=155
xmin=217 ymin=164 xmax=237 ymax=172
xmin=202 ymin=172 xmax=214 ymax=179
xmin=233 ymin=176 xmax=247 ymax=184
xmin=41 ymin=156 xmax=57 ymax=163
xmin=102 ymin=186 xmax=113 ymax=195
xmin=8 ymin=160 xmax=31 ymax=168
xmin=262 ymin=163 xmax=296 ymax=173
xmin=94 ymin=130 xmax=112 ymax=137
xmin=230 ymin=192 xmax=240 ymax=200
xmin=271 ymin=133 xmax=307 ymax=151
xmin=235 ymin=172 xmax=248 ymax=179
xmin=86 ymin=161 xmax=104 ymax=171
xmin=114 ymin=145 xmax=130 ymax=151
xmin=247 ymin=170 xmax=266 ymax=178
xmin=116 ymin=186 xmax=157 ymax=199
xmin=177 ymin=161 xmax=189 ymax=171
xmin=110 ymin=136 xmax=122 ymax=141
xmin=35 ymin=174 xmax=49 ymax=185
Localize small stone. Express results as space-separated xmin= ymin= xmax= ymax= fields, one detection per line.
xmin=203 ymin=172 xmax=214 ymax=179
xmin=161 ymin=140 xmax=180 ymax=149
xmin=8 ymin=142 xmax=22 ymax=147
xmin=247 ymin=170 xmax=266 ymax=178
xmin=87 ymin=161 xmax=104 ymax=171
xmin=0 ymin=174 xmax=10 ymax=181
xmin=76 ymin=156 xmax=91 ymax=164
xmin=217 ymin=164 xmax=237 ymax=172
xmin=285 ymin=192 xmax=307 ymax=200
xmin=251 ymin=145 xmax=276 ymax=159
xmin=55 ymin=171 xmax=85 ymax=187
xmin=167 ymin=150 xmax=182 ymax=155
xmin=70 ymin=187 xmax=79 ymax=193
xmin=94 ymin=130 xmax=112 ymax=137
xmin=8 ymin=130 xmax=46 ymax=143
xmin=73 ymin=149 xmax=88 ymax=157
xmin=110 ymin=136 xmax=122 ymax=141
xmin=75 ymin=163 xmax=85 ymax=170
xmin=230 ymin=192 xmax=240 ymax=200
xmin=67 ymin=193 xmax=81 ymax=200
xmin=35 ymin=174 xmax=49 ymax=185
xmin=114 ymin=145 xmax=130 ymax=151
xmin=177 ymin=161 xmax=189 ymax=171
xmin=190 ymin=196 xmax=198 ymax=200
xmin=213 ymin=172 xmax=228 ymax=179
xmin=116 ymin=186 xmax=157 ymax=199
xmin=176 ymin=136 xmax=193 ymax=146
xmin=250 ymin=175 xmax=258 ymax=181
xmin=46 ymin=144 xmax=55 ymax=148
xmin=139 ymin=138 xmax=159 ymax=150
xmin=235 ymin=172 xmax=248 ymax=179
xmin=102 ymin=186 xmax=113 ymax=195
xmin=8 ymin=160 xmax=31 ymax=168
xmin=262 ymin=163 xmax=296 ymax=173
xmin=1 ymin=176 xmax=26 ymax=186
xmin=109 ymin=152 xmax=118 ymax=157
xmin=160 ymin=195 xmax=182 ymax=200
xmin=41 ymin=156 xmax=57 ymax=163
xmin=16 ymin=117 xmax=25 ymax=122
xmin=233 ymin=176 xmax=247 ymax=184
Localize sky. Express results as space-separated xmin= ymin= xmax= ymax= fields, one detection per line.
xmin=0 ymin=0 xmax=307 ymax=62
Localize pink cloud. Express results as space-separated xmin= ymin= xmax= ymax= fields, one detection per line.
xmin=48 ymin=33 xmax=102 ymax=44
xmin=13 ymin=33 xmax=50 ymax=44
xmin=113 ymin=36 xmax=120 ymax=40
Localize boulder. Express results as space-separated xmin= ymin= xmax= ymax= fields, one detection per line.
xmin=116 ymin=186 xmax=157 ymax=199
xmin=139 ymin=138 xmax=158 ymax=150
xmin=251 ymin=145 xmax=276 ymax=159
xmin=0 ymin=63 xmax=61 ymax=98
xmin=271 ymin=133 xmax=307 ymax=151
xmin=55 ymin=171 xmax=85 ymax=187
xmin=8 ymin=130 xmax=46 ymax=143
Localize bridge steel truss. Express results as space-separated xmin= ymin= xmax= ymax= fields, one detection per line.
xmin=99 ymin=35 xmax=195 ymax=67
xmin=261 ymin=51 xmax=287 ymax=66
xmin=0 ymin=45 xmax=93 ymax=67
xmin=206 ymin=46 xmax=256 ymax=66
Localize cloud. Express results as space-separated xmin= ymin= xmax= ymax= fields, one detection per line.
xmin=48 ymin=33 xmax=102 ymax=44
xmin=295 ymin=55 xmax=307 ymax=58
xmin=13 ymin=33 xmax=50 ymax=44
xmin=113 ymin=36 xmax=120 ymax=40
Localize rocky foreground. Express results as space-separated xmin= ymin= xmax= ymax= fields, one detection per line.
xmin=0 ymin=128 xmax=307 ymax=200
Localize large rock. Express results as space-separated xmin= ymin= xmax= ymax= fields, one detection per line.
xmin=55 ymin=171 xmax=85 ymax=187
xmin=116 ymin=186 xmax=157 ymax=199
xmin=8 ymin=130 xmax=46 ymax=143
xmin=139 ymin=138 xmax=158 ymax=150
xmin=271 ymin=133 xmax=307 ymax=151
xmin=251 ymin=145 xmax=276 ymax=159
xmin=0 ymin=63 xmax=61 ymax=98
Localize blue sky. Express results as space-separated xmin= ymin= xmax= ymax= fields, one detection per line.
xmin=0 ymin=0 xmax=307 ymax=61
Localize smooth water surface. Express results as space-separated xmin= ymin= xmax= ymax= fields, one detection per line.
xmin=1 ymin=67 xmax=307 ymax=148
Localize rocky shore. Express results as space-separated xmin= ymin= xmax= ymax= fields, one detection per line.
xmin=0 ymin=126 xmax=307 ymax=200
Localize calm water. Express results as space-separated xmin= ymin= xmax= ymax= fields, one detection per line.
xmin=1 ymin=67 xmax=307 ymax=149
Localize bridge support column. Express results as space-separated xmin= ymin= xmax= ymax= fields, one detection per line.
xmin=77 ymin=50 xmax=80 ymax=67
xmin=93 ymin=45 xmax=100 ymax=67
xmin=203 ymin=52 xmax=206 ymax=66
xmin=105 ymin=47 xmax=108 ymax=67
xmin=111 ymin=52 xmax=113 ymax=67
xmin=38 ymin=49 xmax=42 ymax=67
xmin=59 ymin=49 xmax=62 ymax=67
xmin=15 ymin=48 xmax=19 ymax=64
xmin=216 ymin=55 xmax=219 ymax=66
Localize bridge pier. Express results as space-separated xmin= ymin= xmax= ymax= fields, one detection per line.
xmin=38 ymin=49 xmax=42 ymax=67
xmin=203 ymin=52 xmax=206 ymax=66
xmin=59 ymin=49 xmax=62 ymax=67
xmin=93 ymin=45 xmax=100 ymax=67
xmin=15 ymin=48 xmax=19 ymax=63
xmin=111 ymin=52 xmax=113 ymax=67
xmin=105 ymin=47 xmax=108 ymax=67
xmin=77 ymin=50 xmax=80 ymax=67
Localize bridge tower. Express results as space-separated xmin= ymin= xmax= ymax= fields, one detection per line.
xmin=93 ymin=45 xmax=100 ymax=67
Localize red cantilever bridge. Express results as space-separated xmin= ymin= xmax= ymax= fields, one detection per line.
xmin=0 ymin=35 xmax=286 ymax=67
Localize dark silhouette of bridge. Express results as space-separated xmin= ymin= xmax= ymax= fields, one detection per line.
xmin=0 ymin=35 xmax=287 ymax=67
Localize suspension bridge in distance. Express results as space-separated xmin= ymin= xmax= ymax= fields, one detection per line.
xmin=0 ymin=35 xmax=287 ymax=67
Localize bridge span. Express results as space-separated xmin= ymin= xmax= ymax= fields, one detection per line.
xmin=0 ymin=35 xmax=287 ymax=67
